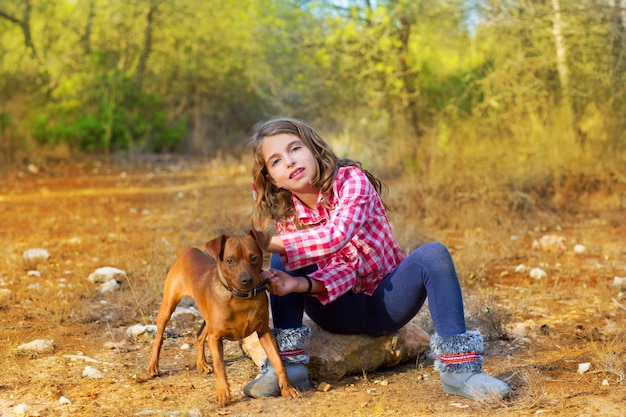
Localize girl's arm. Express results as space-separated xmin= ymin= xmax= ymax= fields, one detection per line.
xmin=263 ymin=269 xmax=326 ymax=296
xmin=267 ymin=235 xmax=286 ymax=254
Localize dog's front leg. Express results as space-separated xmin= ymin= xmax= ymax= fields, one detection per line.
xmin=195 ymin=322 xmax=213 ymax=374
xmin=258 ymin=330 xmax=300 ymax=399
xmin=207 ymin=335 xmax=230 ymax=406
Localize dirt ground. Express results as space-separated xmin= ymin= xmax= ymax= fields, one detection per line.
xmin=0 ymin=156 xmax=625 ymax=417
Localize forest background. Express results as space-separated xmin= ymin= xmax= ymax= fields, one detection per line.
xmin=1 ymin=0 xmax=625 ymax=192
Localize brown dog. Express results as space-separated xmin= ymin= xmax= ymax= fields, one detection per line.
xmin=146 ymin=229 xmax=299 ymax=406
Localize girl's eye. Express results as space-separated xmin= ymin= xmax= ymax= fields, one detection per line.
xmin=270 ymin=158 xmax=280 ymax=167
xmin=291 ymin=145 xmax=301 ymax=153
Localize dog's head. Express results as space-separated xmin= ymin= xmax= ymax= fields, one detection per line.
xmin=205 ymin=229 xmax=272 ymax=292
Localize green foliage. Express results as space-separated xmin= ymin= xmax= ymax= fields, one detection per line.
xmin=0 ymin=0 xmax=624 ymax=189
xmin=30 ymin=72 xmax=186 ymax=153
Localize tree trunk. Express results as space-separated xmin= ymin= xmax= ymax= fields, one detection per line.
xmin=610 ymin=0 xmax=626 ymax=89
xmin=391 ymin=0 xmax=421 ymax=172
xmin=0 ymin=0 xmax=39 ymax=61
xmin=80 ymin=0 xmax=96 ymax=55
xmin=550 ymin=0 xmax=576 ymax=148
xmin=134 ymin=0 xmax=158 ymax=91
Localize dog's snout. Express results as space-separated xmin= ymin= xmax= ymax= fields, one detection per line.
xmin=240 ymin=273 xmax=254 ymax=287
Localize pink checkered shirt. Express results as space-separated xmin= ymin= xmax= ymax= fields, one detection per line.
xmin=276 ymin=166 xmax=407 ymax=304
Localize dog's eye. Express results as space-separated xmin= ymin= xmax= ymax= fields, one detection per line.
xmin=226 ymin=258 xmax=235 ymax=265
xmin=250 ymin=255 xmax=259 ymax=264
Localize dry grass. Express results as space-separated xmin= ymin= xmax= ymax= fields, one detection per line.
xmin=588 ymin=329 xmax=626 ymax=383
xmin=0 ymin=156 xmax=625 ymax=416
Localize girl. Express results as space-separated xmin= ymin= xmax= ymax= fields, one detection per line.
xmin=243 ymin=117 xmax=510 ymax=401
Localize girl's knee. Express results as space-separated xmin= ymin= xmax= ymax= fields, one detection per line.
xmin=412 ymin=241 xmax=451 ymax=260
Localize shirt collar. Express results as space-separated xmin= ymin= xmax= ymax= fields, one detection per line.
xmin=292 ymin=192 xmax=327 ymax=225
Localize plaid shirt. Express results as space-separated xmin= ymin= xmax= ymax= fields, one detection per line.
xmin=276 ymin=166 xmax=407 ymax=305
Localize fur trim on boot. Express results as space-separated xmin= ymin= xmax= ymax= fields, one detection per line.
xmin=430 ymin=331 xmax=511 ymax=400
xmin=243 ymin=325 xmax=311 ymax=398
xmin=430 ymin=330 xmax=484 ymax=373
xmin=263 ymin=325 xmax=311 ymax=369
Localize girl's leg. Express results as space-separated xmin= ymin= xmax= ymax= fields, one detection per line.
xmin=304 ymin=242 xmax=465 ymax=337
xmin=373 ymin=242 xmax=510 ymax=400
xmin=307 ymin=242 xmax=510 ymax=400
xmin=364 ymin=241 xmax=466 ymax=337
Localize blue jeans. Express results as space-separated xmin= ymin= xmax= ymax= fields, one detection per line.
xmin=270 ymin=242 xmax=467 ymax=338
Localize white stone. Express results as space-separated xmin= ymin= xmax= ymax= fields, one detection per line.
xmin=532 ymin=235 xmax=566 ymax=252
xmin=0 ymin=288 xmax=11 ymax=299
xmin=82 ymin=365 xmax=104 ymax=378
xmin=99 ymin=279 xmax=121 ymax=293
xmin=613 ymin=276 xmax=626 ymax=287
xmin=530 ymin=267 xmax=547 ymax=279
xmin=18 ymin=339 xmax=55 ymax=354
xmin=577 ymin=362 xmax=591 ymax=374
xmin=13 ymin=403 xmax=40 ymax=417
xmin=88 ymin=266 xmax=127 ymax=284
xmin=23 ymin=248 xmax=50 ymax=262
xmin=126 ymin=324 xmax=158 ymax=342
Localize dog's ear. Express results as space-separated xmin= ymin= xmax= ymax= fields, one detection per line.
xmin=205 ymin=235 xmax=228 ymax=260
xmin=249 ymin=229 xmax=272 ymax=251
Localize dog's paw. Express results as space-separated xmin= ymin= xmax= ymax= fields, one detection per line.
xmin=146 ymin=365 xmax=160 ymax=377
xmin=215 ymin=383 xmax=231 ymax=406
xmin=196 ymin=361 xmax=213 ymax=374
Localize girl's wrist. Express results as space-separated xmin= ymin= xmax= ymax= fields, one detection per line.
xmin=301 ymin=275 xmax=313 ymax=294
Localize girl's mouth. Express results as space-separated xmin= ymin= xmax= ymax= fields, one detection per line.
xmin=290 ymin=168 xmax=304 ymax=179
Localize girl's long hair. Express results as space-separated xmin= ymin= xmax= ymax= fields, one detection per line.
xmin=250 ymin=117 xmax=387 ymax=230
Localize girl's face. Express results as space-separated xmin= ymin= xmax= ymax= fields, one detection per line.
xmin=261 ymin=133 xmax=319 ymax=198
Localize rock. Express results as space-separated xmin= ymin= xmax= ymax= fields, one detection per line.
xmin=27 ymin=163 xmax=39 ymax=174
xmin=82 ymin=365 xmax=104 ymax=378
xmin=242 ymin=316 xmax=430 ymax=381
xmin=88 ymin=266 xmax=126 ymax=293
xmin=18 ymin=339 xmax=55 ymax=355
xmin=577 ymin=362 xmax=591 ymax=374
xmin=88 ymin=266 xmax=127 ymax=283
xmin=13 ymin=403 xmax=40 ymax=417
xmin=0 ymin=288 xmax=11 ymax=300
xmin=532 ymin=235 xmax=566 ymax=253
xmin=613 ymin=276 xmax=626 ymax=287
xmin=126 ymin=324 xmax=158 ymax=342
xmin=22 ymin=248 xmax=50 ymax=267
xmin=99 ymin=279 xmax=121 ymax=293
xmin=530 ymin=267 xmax=547 ymax=279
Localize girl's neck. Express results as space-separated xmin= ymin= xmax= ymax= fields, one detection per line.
xmin=294 ymin=190 xmax=319 ymax=210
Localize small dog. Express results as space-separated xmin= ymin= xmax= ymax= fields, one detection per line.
xmin=146 ymin=229 xmax=299 ymax=405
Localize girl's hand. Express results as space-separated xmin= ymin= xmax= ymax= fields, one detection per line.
xmin=263 ymin=268 xmax=301 ymax=296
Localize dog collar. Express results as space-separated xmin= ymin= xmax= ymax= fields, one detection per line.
xmin=220 ymin=278 xmax=269 ymax=299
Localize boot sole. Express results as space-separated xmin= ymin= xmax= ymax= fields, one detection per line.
xmin=442 ymin=383 xmax=511 ymax=400
xmin=243 ymin=379 xmax=310 ymax=398
xmin=442 ymin=383 xmax=475 ymax=399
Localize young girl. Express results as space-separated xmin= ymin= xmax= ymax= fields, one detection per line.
xmin=243 ymin=117 xmax=510 ymax=401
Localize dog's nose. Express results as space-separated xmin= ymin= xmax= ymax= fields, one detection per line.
xmin=240 ymin=274 xmax=253 ymax=287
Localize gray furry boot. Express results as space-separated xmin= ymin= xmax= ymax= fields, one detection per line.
xmin=243 ymin=325 xmax=311 ymax=398
xmin=430 ymin=331 xmax=511 ymax=400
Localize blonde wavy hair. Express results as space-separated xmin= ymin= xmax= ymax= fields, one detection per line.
xmin=250 ymin=117 xmax=387 ymax=230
